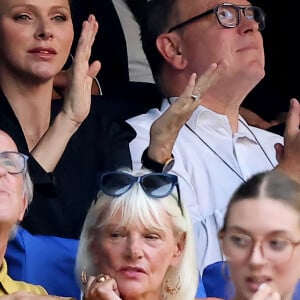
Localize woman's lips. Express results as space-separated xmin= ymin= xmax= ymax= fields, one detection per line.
xmin=245 ymin=276 xmax=272 ymax=292
xmin=28 ymin=47 xmax=57 ymax=59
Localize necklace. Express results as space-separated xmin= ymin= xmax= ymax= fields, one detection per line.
xmin=238 ymin=118 xmax=275 ymax=168
xmin=24 ymin=134 xmax=39 ymax=148
xmin=167 ymin=98 xmax=275 ymax=182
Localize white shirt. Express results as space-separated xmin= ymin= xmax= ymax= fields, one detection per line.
xmin=127 ymin=98 xmax=283 ymax=274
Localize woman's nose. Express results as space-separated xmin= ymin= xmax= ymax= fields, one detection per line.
xmin=37 ymin=32 xmax=54 ymax=40
xmin=248 ymin=242 xmax=267 ymax=266
xmin=35 ymin=20 xmax=54 ymax=40
xmin=126 ymin=237 xmax=144 ymax=259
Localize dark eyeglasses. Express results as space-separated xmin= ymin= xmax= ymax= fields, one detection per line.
xmin=99 ymin=171 xmax=183 ymax=215
xmin=168 ymin=2 xmax=265 ymax=33
xmin=0 ymin=151 xmax=28 ymax=174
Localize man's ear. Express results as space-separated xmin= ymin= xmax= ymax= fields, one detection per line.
xmin=17 ymin=195 xmax=28 ymax=222
xmin=156 ymin=33 xmax=187 ymax=70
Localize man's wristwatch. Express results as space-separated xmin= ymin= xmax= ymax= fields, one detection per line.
xmin=141 ymin=148 xmax=175 ymax=173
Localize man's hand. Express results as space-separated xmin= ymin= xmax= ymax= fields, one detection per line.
xmin=275 ymin=98 xmax=300 ymax=183
xmin=239 ymin=107 xmax=279 ymax=130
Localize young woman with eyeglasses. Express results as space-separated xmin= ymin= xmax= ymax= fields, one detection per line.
xmin=218 ymin=170 xmax=300 ymax=300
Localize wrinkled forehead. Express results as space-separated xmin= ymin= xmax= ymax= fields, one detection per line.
xmin=175 ymin=0 xmax=252 ymax=18
xmin=0 ymin=131 xmax=18 ymax=152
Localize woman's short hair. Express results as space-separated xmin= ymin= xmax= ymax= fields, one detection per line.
xmin=221 ymin=170 xmax=300 ymax=232
xmin=75 ymin=169 xmax=198 ymax=300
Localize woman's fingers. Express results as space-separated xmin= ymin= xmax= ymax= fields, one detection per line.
xmin=250 ymin=283 xmax=281 ymax=300
xmin=83 ymin=274 xmax=121 ymax=300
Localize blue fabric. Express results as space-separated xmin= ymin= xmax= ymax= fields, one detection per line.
xmin=196 ymin=275 xmax=207 ymax=298
xmin=5 ymin=226 xmax=80 ymax=299
xmin=202 ymin=261 xmax=300 ymax=300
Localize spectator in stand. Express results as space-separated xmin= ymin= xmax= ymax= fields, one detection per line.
xmin=218 ymin=170 xmax=300 ymax=299
xmin=0 ymin=129 xmax=46 ymax=296
xmin=126 ymin=0 xmax=300 ymax=274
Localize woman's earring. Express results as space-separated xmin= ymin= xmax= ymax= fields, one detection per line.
xmin=81 ymin=268 xmax=88 ymax=286
xmin=164 ymin=277 xmax=181 ymax=295
xmin=69 ymin=53 xmax=103 ymax=96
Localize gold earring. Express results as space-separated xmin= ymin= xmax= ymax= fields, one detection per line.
xmin=164 ymin=277 xmax=181 ymax=295
xmin=81 ymin=268 xmax=88 ymax=286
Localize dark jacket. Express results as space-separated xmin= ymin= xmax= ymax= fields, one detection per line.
xmin=0 ymin=90 xmax=135 ymax=238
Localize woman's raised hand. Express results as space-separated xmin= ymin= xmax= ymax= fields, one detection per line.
xmin=62 ymin=14 xmax=101 ymax=127
xmin=147 ymin=60 xmax=229 ymax=163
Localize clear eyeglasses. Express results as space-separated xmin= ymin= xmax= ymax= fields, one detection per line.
xmin=168 ymin=2 xmax=265 ymax=33
xmin=220 ymin=231 xmax=300 ymax=264
xmin=0 ymin=151 xmax=28 ymax=174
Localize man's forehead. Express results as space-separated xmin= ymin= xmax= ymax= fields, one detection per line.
xmin=176 ymin=0 xmax=216 ymax=18
xmin=178 ymin=0 xmax=252 ymax=12
xmin=0 ymin=131 xmax=18 ymax=152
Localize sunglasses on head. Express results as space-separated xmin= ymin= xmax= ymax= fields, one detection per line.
xmin=98 ymin=171 xmax=183 ymax=215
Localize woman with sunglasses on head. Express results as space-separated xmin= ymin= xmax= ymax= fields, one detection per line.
xmin=218 ymin=170 xmax=300 ymax=300
xmin=75 ymin=169 xmax=201 ymax=300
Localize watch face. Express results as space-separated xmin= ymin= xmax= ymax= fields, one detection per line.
xmin=162 ymin=158 xmax=175 ymax=173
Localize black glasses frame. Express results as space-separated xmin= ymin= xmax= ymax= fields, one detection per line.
xmin=0 ymin=151 xmax=28 ymax=174
xmin=98 ymin=171 xmax=183 ymax=215
xmin=168 ymin=2 xmax=265 ymax=33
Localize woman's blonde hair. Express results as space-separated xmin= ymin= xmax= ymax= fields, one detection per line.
xmin=75 ymin=169 xmax=198 ymax=300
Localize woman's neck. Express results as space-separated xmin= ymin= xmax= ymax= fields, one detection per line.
xmin=0 ymin=77 xmax=53 ymax=151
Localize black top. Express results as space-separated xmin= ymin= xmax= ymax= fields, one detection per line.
xmin=0 ymin=90 xmax=135 ymax=238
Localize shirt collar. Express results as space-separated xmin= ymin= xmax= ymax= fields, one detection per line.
xmin=162 ymin=97 xmax=257 ymax=142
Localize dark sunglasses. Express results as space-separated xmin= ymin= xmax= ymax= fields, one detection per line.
xmin=168 ymin=2 xmax=265 ymax=33
xmin=98 ymin=171 xmax=183 ymax=215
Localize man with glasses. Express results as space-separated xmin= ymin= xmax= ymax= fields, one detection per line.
xmin=127 ymin=0 xmax=300 ymax=274
xmin=0 ymin=129 xmax=48 ymax=295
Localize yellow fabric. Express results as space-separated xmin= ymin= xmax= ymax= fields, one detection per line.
xmin=0 ymin=259 xmax=48 ymax=295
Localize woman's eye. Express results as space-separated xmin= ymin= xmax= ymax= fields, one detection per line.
xmin=110 ymin=232 xmax=123 ymax=238
xmin=268 ymin=238 xmax=289 ymax=251
xmin=229 ymin=234 xmax=251 ymax=248
xmin=52 ymin=14 xmax=67 ymax=22
xmin=15 ymin=14 xmax=32 ymax=21
xmin=145 ymin=234 xmax=160 ymax=240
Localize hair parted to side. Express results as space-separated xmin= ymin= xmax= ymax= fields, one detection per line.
xmin=220 ymin=170 xmax=300 ymax=233
xmin=140 ymin=0 xmax=180 ymax=85
xmin=75 ymin=168 xmax=198 ymax=300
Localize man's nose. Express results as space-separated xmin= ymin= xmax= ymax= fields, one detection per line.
xmin=0 ymin=165 xmax=8 ymax=176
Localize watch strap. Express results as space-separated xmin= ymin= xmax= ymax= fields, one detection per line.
xmin=141 ymin=147 xmax=175 ymax=173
